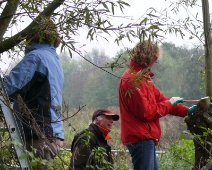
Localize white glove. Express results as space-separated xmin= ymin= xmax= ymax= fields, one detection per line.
xmin=169 ymin=97 xmax=184 ymax=106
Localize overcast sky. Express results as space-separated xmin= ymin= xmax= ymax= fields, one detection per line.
xmin=74 ymin=0 xmax=208 ymax=58
xmin=1 ymin=0 xmax=211 ymax=71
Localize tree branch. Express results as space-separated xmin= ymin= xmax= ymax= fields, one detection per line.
xmin=0 ymin=0 xmax=20 ymax=40
xmin=0 ymin=0 xmax=65 ymax=54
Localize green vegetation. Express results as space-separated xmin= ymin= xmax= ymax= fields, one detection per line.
xmin=61 ymin=42 xmax=205 ymax=110
xmin=59 ymin=42 xmax=205 ymax=169
xmin=0 ymin=43 xmax=206 ymax=169
xmin=158 ymin=139 xmax=195 ymax=170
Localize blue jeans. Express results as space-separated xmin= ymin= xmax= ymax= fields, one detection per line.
xmin=127 ymin=140 xmax=158 ymax=170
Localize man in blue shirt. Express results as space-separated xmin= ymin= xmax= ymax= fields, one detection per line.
xmin=3 ymin=17 xmax=64 ymax=170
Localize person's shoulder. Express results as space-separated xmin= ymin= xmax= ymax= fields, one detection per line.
xmin=71 ymin=129 xmax=94 ymax=151
xmin=72 ymin=129 xmax=94 ymax=142
xmin=22 ymin=51 xmax=41 ymax=64
xmin=26 ymin=48 xmax=56 ymax=65
xmin=75 ymin=129 xmax=91 ymax=138
xmin=32 ymin=48 xmax=52 ymax=57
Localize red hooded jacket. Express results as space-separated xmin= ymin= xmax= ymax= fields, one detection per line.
xmin=119 ymin=60 xmax=188 ymax=145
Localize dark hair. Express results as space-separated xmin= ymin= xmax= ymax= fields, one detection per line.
xmin=130 ymin=41 xmax=159 ymax=67
xmin=26 ymin=17 xmax=60 ymax=48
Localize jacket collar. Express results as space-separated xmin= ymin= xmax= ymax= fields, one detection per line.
xmin=129 ymin=60 xmax=154 ymax=78
xmin=89 ymin=123 xmax=112 ymax=141
xmin=96 ymin=124 xmax=112 ymax=141
xmin=25 ymin=41 xmax=55 ymax=54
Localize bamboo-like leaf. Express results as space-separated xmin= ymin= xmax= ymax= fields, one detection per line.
xmin=102 ymin=2 xmax=109 ymax=12
xmin=117 ymin=0 xmax=130 ymax=7
xmin=110 ymin=2 xmax=115 ymax=15
xmin=68 ymin=49 xmax=72 ymax=58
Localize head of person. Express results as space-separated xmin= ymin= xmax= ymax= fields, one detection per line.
xmin=130 ymin=41 xmax=160 ymax=68
xmin=26 ymin=16 xmax=60 ymax=48
xmin=92 ymin=109 xmax=119 ymax=131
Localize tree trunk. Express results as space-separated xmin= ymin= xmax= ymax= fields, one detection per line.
xmin=202 ymin=0 xmax=212 ymax=97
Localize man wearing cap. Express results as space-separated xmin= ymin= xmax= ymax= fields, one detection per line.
xmin=69 ymin=109 xmax=119 ymax=170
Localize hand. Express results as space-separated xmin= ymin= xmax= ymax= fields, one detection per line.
xmin=169 ymin=97 xmax=184 ymax=106
xmin=188 ymin=105 xmax=197 ymax=116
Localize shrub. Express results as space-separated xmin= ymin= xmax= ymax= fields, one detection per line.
xmin=158 ymin=139 xmax=195 ymax=170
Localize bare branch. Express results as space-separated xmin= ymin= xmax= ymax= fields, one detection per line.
xmin=0 ymin=0 xmax=20 ymax=40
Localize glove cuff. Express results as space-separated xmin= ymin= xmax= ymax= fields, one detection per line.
xmin=188 ymin=105 xmax=197 ymax=116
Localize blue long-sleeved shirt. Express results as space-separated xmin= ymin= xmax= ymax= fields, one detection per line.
xmin=3 ymin=42 xmax=64 ymax=140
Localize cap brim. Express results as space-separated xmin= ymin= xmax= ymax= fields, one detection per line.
xmin=104 ymin=113 xmax=119 ymax=121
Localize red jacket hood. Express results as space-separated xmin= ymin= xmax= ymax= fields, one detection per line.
xmin=129 ymin=60 xmax=154 ymax=78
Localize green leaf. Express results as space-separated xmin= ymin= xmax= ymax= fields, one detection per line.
xmin=102 ymin=2 xmax=109 ymax=12
xmin=30 ymin=160 xmax=38 ymax=166
xmin=110 ymin=2 xmax=115 ymax=15
xmin=19 ymin=153 xmax=29 ymax=160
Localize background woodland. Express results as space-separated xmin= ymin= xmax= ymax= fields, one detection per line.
xmin=57 ymin=42 xmax=204 ymax=169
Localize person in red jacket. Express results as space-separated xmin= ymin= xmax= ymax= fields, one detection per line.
xmin=118 ymin=41 xmax=197 ymax=170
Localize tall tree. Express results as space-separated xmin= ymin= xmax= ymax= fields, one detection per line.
xmin=202 ymin=0 xmax=212 ymax=97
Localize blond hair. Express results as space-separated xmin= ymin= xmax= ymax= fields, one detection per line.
xmin=130 ymin=41 xmax=159 ymax=68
